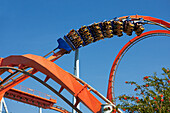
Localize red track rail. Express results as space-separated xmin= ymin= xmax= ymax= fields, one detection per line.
xmin=106 ymin=15 xmax=170 ymax=103
xmin=107 ymin=30 xmax=170 ymax=102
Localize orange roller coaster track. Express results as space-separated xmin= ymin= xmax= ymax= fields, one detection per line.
xmin=106 ymin=15 xmax=170 ymax=104
xmin=107 ymin=30 xmax=170 ymax=102
xmin=0 ymin=54 xmax=121 ymax=113
xmin=0 ymin=15 xmax=169 ymax=113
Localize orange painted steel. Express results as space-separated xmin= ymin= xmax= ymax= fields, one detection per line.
xmin=0 ymin=49 xmax=67 ymax=98
xmin=5 ymin=88 xmax=70 ymax=113
xmin=107 ymin=30 xmax=170 ymax=102
xmin=50 ymin=106 xmax=71 ymax=113
xmin=0 ymin=54 xmax=102 ymax=112
xmin=0 ymin=49 xmax=67 ymax=92
xmin=5 ymin=88 xmax=56 ymax=108
xmin=0 ymin=66 xmax=80 ymax=113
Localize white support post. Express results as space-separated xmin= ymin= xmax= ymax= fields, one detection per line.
xmin=0 ymin=98 xmax=9 ymax=113
xmin=0 ymin=98 xmax=2 ymax=113
xmin=72 ymin=49 xmax=80 ymax=113
xmin=39 ymin=107 xmax=42 ymax=113
xmin=2 ymin=98 xmax=8 ymax=113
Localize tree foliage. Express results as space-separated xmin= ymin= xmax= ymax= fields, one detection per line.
xmin=115 ymin=68 xmax=170 ymax=113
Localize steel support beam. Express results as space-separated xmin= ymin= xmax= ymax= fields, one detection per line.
xmin=0 ymin=98 xmax=8 ymax=113
xmin=39 ymin=107 xmax=42 ymax=113
xmin=73 ymin=49 xmax=80 ymax=113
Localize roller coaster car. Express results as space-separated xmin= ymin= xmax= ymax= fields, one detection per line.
xmin=79 ymin=26 xmax=89 ymax=33
xmin=106 ymin=25 xmax=112 ymax=30
xmin=91 ymin=23 xmax=99 ymax=27
xmin=112 ymin=21 xmax=123 ymax=37
xmin=101 ymin=21 xmax=113 ymax=38
xmin=67 ymin=29 xmax=83 ymax=48
xmin=78 ymin=26 xmax=94 ymax=45
xmin=102 ymin=21 xmax=112 ymax=27
xmin=93 ymin=26 xmax=101 ymax=32
xmin=89 ymin=23 xmax=104 ymax=41
xmin=134 ymin=23 xmax=145 ymax=36
xmin=123 ymin=21 xmax=134 ymax=36
xmin=67 ymin=29 xmax=79 ymax=39
xmin=106 ymin=30 xmax=113 ymax=35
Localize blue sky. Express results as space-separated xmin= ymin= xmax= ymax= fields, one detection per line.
xmin=0 ymin=0 xmax=170 ymax=113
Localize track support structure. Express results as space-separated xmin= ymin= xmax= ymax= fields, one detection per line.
xmin=73 ymin=49 xmax=80 ymax=113
xmin=0 ymin=98 xmax=8 ymax=113
xmin=39 ymin=107 xmax=42 ymax=113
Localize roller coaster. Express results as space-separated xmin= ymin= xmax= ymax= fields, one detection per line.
xmin=0 ymin=15 xmax=169 ymax=113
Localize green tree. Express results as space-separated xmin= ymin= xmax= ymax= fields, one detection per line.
xmin=115 ymin=68 xmax=170 ymax=113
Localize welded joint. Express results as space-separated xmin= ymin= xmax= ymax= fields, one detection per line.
xmin=30 ymin=68 xmax=38 ymax=74
xmin=74 ymin=84 xmax=88 ymax=97
xmin=7 ymin=69 xmax=14 ymax=74
xmin=51 ymin=51 xmax=55 ymax=55
xmin=88 ymin=88 xmax=92 ymax=92
xmin=52 ymin=51 xmax=61 ymax=57
xmin=74 ymin=97 xmax=80 ymax=107
xmin=18 ymin=64 xmax=25 ymax=69
xmin=59 ymin=86 xmax=64 ymax=94
xmin=44 ymin=76 xmax=50 ymax=82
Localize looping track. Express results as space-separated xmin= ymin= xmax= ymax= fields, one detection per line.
xmin=106 ymin=15 xmax=170 ymax=103
xmin=106 ymin=30 xmax=170 ymax=102
xmin=0 ymin=15 xmax=169 ymax=113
